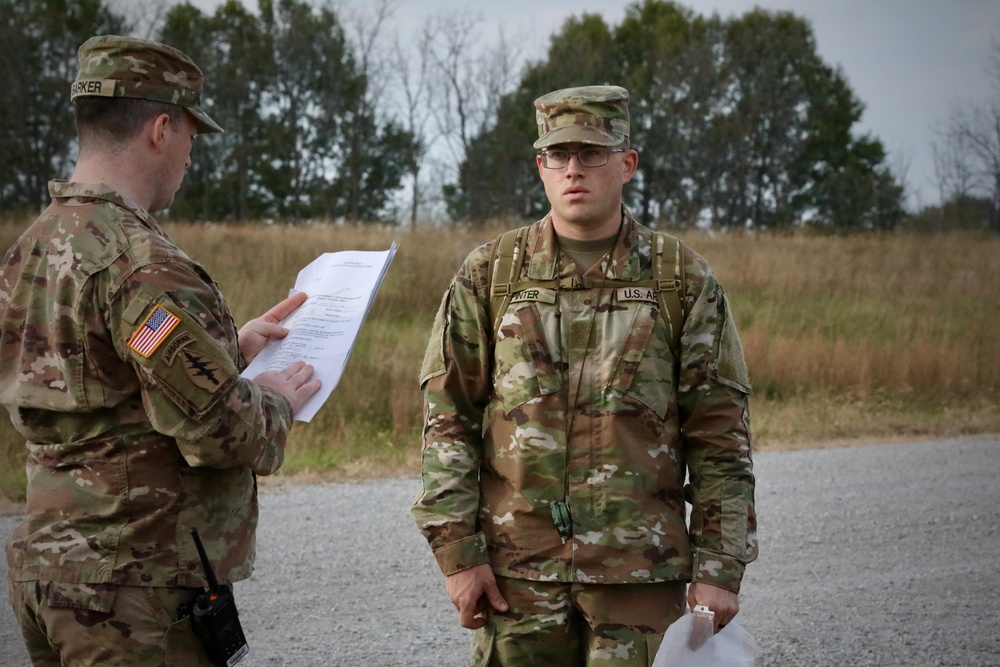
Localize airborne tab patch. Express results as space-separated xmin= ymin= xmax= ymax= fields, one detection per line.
xmin=161 ymin=331 xmax=194 ymax=366
xmin=128 ymin=306 xmax=180 ymax=358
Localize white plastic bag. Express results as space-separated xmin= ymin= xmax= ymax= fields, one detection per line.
xmin=653 ymin=612 xmax=759 ymax=667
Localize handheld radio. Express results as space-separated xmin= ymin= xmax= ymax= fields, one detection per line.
xmin=189 ymin=527 xmax=250 ymax=666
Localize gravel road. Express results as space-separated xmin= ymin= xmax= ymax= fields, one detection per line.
xmin=2 ymin=435 xmax=999 ymax=666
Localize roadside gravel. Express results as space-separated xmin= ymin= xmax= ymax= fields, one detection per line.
xmin=2 ymin=436 xmax=998 ymax=666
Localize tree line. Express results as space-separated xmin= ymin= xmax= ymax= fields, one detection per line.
xmin=0 ymin=0 xmax=996 ymax=232
xmin=451 ymin=3 xmax=908 ymax=231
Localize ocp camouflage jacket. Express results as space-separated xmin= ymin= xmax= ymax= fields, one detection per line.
xmin=1 ymin=181 xmax=293 ymax=592
xmin=413 ymin=210 xmax=757 ymax=593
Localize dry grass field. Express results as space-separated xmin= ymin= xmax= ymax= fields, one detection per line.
xmin=1 ymin=218 xmax=998 ymax=503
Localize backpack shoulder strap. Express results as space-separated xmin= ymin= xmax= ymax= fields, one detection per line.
xmin=487 ymin=226 xmax=528 ymax=341
xmin=653 ymin=231 xmax=686 ymax=356
xmin=487 ymin=226 xmax=686 ymax=354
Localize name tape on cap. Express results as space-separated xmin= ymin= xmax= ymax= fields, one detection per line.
xmin=70 ymin=79 xmax=117 ymax=99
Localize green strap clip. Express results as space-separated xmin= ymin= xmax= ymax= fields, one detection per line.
xmin=550 ymin=499 xmax=572 ymax=544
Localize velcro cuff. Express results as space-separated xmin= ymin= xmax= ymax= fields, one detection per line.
xmin=691 ymin=548 xmax=746 ymax=594
xmin=433 ymin=532 xmax=490 ymax=576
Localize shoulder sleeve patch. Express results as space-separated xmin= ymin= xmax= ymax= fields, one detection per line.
xmin=126 ymin=298 xmax=238 ymax=417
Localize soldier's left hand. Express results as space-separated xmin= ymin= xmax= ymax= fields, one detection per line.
xmin=239 ymin=291 xmax=307 ymax=363
xmin=445 ymin=563 xmax=508 ymax=630
xmin=688 ymin=582 xmax=739 ymax=633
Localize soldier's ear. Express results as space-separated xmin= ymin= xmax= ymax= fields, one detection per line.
xmin=148 ymin=113 xmax=172 ymax=154
xmin=621 ymin=149 xmax=638 ymax=184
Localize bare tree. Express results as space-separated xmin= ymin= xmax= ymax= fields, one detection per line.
xmin=424 ymin=13 xmax=523 ymax=180
xmin=343 ymin=0 xmax=396 ymax=110
xmin=933 ymin=124 xmax=977 ymax=198
xmin=392 ymin=26 xmax=438 ymax=227
xmin=961 ymin=104 xmax=1000 ymax=231
xmin=108 ymin=0 xmax=171 ymax=39
xmin=933 ymin=31 xmax=1000 ymax=232
xmin=338 ymin=0 xmax=416 ymax=222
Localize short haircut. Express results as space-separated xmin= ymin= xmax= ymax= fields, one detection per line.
xmin=75 ymin=97 xmax=185 ymax=152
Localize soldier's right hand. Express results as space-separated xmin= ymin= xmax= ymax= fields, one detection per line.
xmin=252 ymin=360 xmax=321 ymax=416
xmin=445 ymin=563 xmax=508 ymax=629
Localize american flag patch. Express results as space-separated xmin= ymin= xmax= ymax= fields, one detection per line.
xmin=128 ymin=305 xmax=180 ymax=358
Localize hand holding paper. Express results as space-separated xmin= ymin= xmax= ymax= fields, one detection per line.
xmin=251 ymin=360 xmax=321 ymax=416
xmin=239 ymin=291 xmax=308 ymax=363
xmin=242 ymin=244 xmax=397 ymax=421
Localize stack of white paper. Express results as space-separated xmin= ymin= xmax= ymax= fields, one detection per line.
xmin=242 ymin=243 xmax=397 ymax=422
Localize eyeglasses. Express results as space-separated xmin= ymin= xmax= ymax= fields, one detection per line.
xmin=538 ymin=147 xmax=626 ymax=169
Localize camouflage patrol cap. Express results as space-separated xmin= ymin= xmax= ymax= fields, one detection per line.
xmin=71 ymin=35 xmax=223 ymax=134
xmin=533 ymin=85 xmax=629 ymax=149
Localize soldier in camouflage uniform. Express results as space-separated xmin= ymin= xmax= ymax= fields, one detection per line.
xmin=412 ymin=86 xmax=757 ymax=666
xmin=1 ymin=35 xmax=321 ymax=665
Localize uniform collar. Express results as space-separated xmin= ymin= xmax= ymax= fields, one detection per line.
xmin=48 ymin=180 xmax=163 ymax=233
xmin=527 ymin=206 xmax=645 ymax=282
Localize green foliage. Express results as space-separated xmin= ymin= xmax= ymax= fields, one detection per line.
xmin=447 ymin=92 xmax=541 ymax=221
xmin=161 ymin=1 xmax=273 ymax=220
xmin=161 ymin=0 xmax=416 ymax=222
xmin=814 ymin=145 xmax=906 ymax=232
xmin=617 ymin=1 xmax=717 ymax=227
xmin=0 ymin=0 xmax=931 ymax=230
xmin=445 ymin=0 xmax=907 ymax=232
xmin=0 ymin=0 xmax=128 ymax=211
xmin=447 ymin=13 xmax=618 ymax=223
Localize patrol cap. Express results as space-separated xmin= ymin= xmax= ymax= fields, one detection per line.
xmin=71 ymin=35 xmax=223 ymax=134
xmin=533 ymin=85 xmax=629 ymax=149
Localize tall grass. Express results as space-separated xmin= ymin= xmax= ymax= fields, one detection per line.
xmin=1 ymin=220 xmax=998 ymax=503
xmin=179 ymin=223 xmax=496 ymax=480
xmin=706 ymin=232 xmax=1000 ymax=397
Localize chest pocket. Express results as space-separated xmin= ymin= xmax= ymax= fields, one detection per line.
xmin=493 ymin=303 xmax=562 ymax=414
xmin=606 ymin=302 xmax=676 ymax=420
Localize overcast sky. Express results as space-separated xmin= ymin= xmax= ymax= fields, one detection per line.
xmin=190 ymin=0 xmax=1000 ymax=209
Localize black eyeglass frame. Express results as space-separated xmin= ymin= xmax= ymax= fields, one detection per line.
xmin=537 ymin=147 xmax=627 ymax=169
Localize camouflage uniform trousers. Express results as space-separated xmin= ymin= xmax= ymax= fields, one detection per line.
xmin=472 ymin=576 xmax=686 ymax=667
xmin=8 ymin=579 xmax=215 ymax=666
